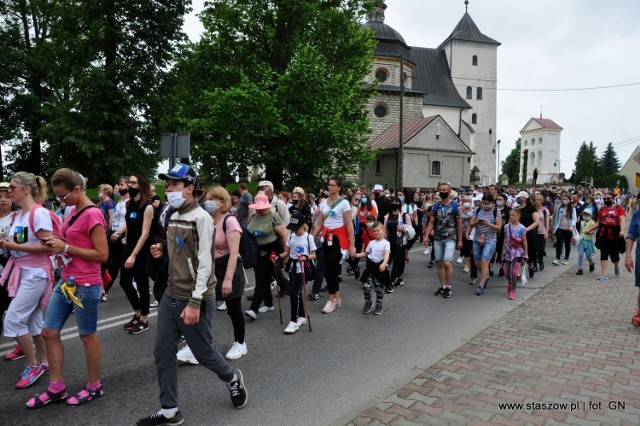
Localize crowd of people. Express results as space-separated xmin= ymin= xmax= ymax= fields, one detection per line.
xmin=1 ymin=163 xmax=639 ymax=426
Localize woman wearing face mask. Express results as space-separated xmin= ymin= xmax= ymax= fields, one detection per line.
xmin=347 ymin=190 xmax=377 ymax=279
xmin=384 ymin=197 xmax=411 ymax=290
xmin=288 ymin=187 xmax=312 ymax=225
xmin=460 ymin=197 xmax=474 ymax=274
xmin=551 ymin=192 xmax=576 ymax=266
xmin=586 ymin=191 xmax=626 ymax=281
xmin=120 ymin=173 xmax=157 ymax=335
xmin=515 ymin=191 xmax=540 ymax=278
xmin=533 ymin=194 xmax=550 ymax=270
xmin=103 ymin=178 xmax=129 ymax=300
xmin=177 ymin=186 xmax=248 ymax=364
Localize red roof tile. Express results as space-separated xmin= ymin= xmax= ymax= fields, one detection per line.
xmin=370 ymin=116 xmax=438 ymax=150
xmin=532 ymin=118 xmax=563 ymax=130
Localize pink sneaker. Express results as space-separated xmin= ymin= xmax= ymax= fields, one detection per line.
xmin=16 ymin=364 xmax=46 ymax=389
xmin=508 ymin=290 xmax=517 ymax=300
xmin=4 ymin=345 xmax=25 ymax=361
xmin=334 ymin=298 xmax=342 ymax=308
xmin=322 ymin=301 xmax=335 ymax=314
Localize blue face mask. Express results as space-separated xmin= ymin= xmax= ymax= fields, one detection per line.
xmin=398 ymin=196 xmax=405 ymax=203
xmin=361 ymin=197 xmax=367 ymax=204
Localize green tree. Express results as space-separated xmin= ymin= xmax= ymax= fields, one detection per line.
xmin=501 ymin=138 xmax=521 ymax=184
xmin=574 ymin=141 xmax=597 ymax=185
xmin=521 ymin=149 xmax=528 ymax=184
xmin=164 ymin=0 xmax=376 ymax=188
xmin=1 ymin=0 xmax=191 ymax=183
xmin=599 ymin=142 xmax=621 ymax=176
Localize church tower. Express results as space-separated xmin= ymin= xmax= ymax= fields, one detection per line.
xmin=519 ymin=116 xmax=563 ymax=184
xmin=439 ymin=1 xmax=500 ymax=185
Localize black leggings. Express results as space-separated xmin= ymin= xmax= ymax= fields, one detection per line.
xmin=390 ymin=244 xmax=406 ymax=282
xmin=555 ymin=229 xmax=572 ymax=260
xmin=120 ymin=254 xmax=151 ymax=316
xmin=323 ymin=237 xmax=343 ymax=295
xmin=249 ymin=254 xmax=275 ymax=312
xmin=106 ymin=238 xmax=125 ymax=293
xmin=225 ymin=297 xmax=245 ymax=344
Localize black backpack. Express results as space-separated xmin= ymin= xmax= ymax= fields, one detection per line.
xmin=223 ymin=214 xmax=259 ymax=269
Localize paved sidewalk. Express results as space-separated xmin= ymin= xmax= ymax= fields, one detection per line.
xmin=349 ymin=266 xmax=640 ymax=425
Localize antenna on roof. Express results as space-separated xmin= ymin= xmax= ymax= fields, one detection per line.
xmin=465 ymin=0 xmax=469 ymax=12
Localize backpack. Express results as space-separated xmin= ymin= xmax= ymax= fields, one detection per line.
xmin=431 ymin=201 xmax=459 ymax=228
xmin=223 ymin=214 xmax=259 ymax=269
xmin=28 ymin=204 xmax=64 ymax=239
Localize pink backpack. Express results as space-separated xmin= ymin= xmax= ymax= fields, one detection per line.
xmin=28 ymin=204 xmax=63 ymax=239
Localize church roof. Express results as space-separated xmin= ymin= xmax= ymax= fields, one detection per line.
xmin=369 ymin=116 xmax=439 ymax=150
xmin=520 ymin=117 xmax=563 ymax=133
xmin=438 ymin=12 xmax=501 ymax=48
xmin=362 ymin=2 xmax=411 ymax=60
xmin=410 ymin=47 xmax=471 ymax=109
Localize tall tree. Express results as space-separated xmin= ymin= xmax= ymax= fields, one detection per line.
xmin=521 ymin=149 xmax=528 ymax=184
xmin=599 ymin=142 xmax=621 ymax=176
xmin=501 ymin=138 xmax=521 ymax=184
xmin=1 ymin=0 xmax=191 ymax=183
xmin=164 ymin=0 xmax=376 ymax=188
xmin=574 ymin=141 xmax=597 ymax=185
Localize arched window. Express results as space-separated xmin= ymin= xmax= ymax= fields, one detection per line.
xmin=471 ymin=113 xmax=477 ymax=124
xmin=538 ymin=151 xmax=542 ymax=169
xmin=431 ymin=161 xmax=441 ymax=176
xmin=538 ymin=137 xmax=543 ymax=145
xmin=472 ymin=55 xmax=478 ymax=66
xmin=477 ymin=87 xmax=483 ymax=100
xmin=466 ymin=86 xmax=472 ymax=99
xmin=530 ymin=152 xmax=536 ymax=171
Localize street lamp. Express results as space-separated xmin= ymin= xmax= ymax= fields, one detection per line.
xmin=493 ymin=139 xmax=501 ymax=183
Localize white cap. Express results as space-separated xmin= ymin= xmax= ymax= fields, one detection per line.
xmin=258 ymin=180 xmax=274 ymax=190
xmin=516 ymin=190 xmax=530 ymax=199
xmin=373 ymin=184 xmax=383 ymax=191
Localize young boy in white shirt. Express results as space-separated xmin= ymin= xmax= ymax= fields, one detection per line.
xmin=353 ymin=222 xmax=390 ymax=315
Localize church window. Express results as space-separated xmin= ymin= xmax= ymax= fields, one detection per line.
xmin=472 ymin=55 xmax=478 ymax=66
xmin=466 ymin=86 xmax=472 ymax=99
xmin=375 ymin=67 xmax=389 ymax=83
xmin=471 ymin=113 xmax=477 ymax=124
xmin=523 ymin=139 xmax=528 ymax=147
xmin=531 ymin=139 xmax=535 ymax=146
xmin=538 ymin=137 xmax=543 ymax=145
xmin=431 ymin=161 xmax=441 ymax=176
xmin=375 ymin=159 xmax=382 ymax=175
xmin=374 ymin=102 xmax=388 ymax=118
xmin=477 ymin=87 xmax=483 ymax=100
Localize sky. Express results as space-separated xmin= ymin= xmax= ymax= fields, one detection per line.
xmin=182 ymin=0 xmax=640 ymax=176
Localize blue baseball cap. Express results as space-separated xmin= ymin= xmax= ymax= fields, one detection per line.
xmin=158 ymin=163 xmax=198 ymax=185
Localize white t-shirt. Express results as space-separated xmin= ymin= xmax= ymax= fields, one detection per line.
xmin=10 ymin=208 xmax=53 ymax=258
xmin=366 ymin=238 xmax=390 ymax=263
xmin=320 ymin=198 xmax=351 ymax=229
xmin=0 ymin=212 xmax=15 ymax=268
xmin=287 ymin=232 xmax=317 ymax=273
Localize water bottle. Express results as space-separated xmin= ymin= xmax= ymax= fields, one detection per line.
xmin=69 ymin=276 xmax=76 ymax=286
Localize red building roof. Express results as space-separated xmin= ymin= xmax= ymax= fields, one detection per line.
xmin=370 ymin=116 xmax=439 ymax=150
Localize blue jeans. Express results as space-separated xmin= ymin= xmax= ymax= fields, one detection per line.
xmin=433 ymin=240 xmax=456 ymax=262
xmin=577 ymin=243 xmax=593 ymax=269
xmin=44 ymin=280 xmax=102 ymax=335
xmin=473 ymin=240 xmax=497 ymax=262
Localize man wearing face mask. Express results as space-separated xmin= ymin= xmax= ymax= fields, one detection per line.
xmin=423 ymin=183 xmax=463 ymax=298
xmin=140 ymin=164 xmax=247 ymax=425
xmin=372 ymin=184 xmax=390 ymax=219
xmin=586 ymin=191 xmax=626 ymax=281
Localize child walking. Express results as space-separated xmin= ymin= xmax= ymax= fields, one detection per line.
xmin=576 ymin=208 xmax=596 ymax=275
xmin=280 ymin=212 xmax=316 ymax=334
xmin=353 ymin=222 xmax=390 ymax=315
xmin=501 ymin=208 xmax=528 ymax=300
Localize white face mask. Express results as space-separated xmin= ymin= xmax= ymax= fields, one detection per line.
xmin=204 ymin=200 xmax=219 ymax=215
xmin=166 ymin=191 xmax=186 ymax=209
xmin=463 ymin=202 xmax=471 ymax=208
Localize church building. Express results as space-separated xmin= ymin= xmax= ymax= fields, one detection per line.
xmin=360 ymin=0 xmax=500 ymax=189
xmin=519 ymin=116 xmax=563 ymax=184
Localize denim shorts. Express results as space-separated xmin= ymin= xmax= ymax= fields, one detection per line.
xmin=473 ymin=240 xmax=497 ymax=262
xmin=44 ymin=280 xmax=102 ymax=335
xmin=433 ymin=240 xmax=456 ymax=262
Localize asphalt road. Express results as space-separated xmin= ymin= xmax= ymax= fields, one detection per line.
xmin=1 ymin=242 xmax=575 ymax=425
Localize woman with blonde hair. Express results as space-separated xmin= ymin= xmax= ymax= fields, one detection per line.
xmin=1 ymin=172 xmax=53 ymax=390
xmin=178 ymin=186 xmax=248 ymax=363
xmin=289 ymin=187 xmax=312 ymax=225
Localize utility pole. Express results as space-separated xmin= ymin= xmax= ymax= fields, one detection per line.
xmin=398 ymin=52 xmax=404 ymax=191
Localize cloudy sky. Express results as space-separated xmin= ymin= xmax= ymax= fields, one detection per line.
xmin=183 ymin=0 xmax=640 ymax=176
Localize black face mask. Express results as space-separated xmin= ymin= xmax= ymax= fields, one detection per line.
xmin=128 ymin=187 xmax=140 ymax=198
xmin=604 ymin=200 xmax=613 ymax=207
xmin=439 ymin=192 xmax=449 ymax=199
xmin=118 ymin=188 xmax=128 ymax=196
xmin=390 ymin=204 xmax=400 ymax=211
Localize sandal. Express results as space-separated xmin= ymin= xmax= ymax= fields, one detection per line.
xmin=26 ymin=388 xmax=68 ymax=409
xmin=66 ymin=385 xmax=104 ymax=405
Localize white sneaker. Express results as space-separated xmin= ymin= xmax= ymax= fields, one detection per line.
xmin=217 ymin=302 xmax=227 ymax=311
xmin=100 ymin=294 xmax=108 ymax=302
xmin=244 ymin=310 xmax=257 ymax=320
xmin=258 ymin=305 xmax=274 ymax=313
xmin=149 ymin=300 xmax=159 ymax=309
xmin=176 ymin=345 xmax=199 ymax=365
xmin=456 ymin=256 xmax=463 ymax=264
xmin=322 ymin=301 xmax=335 ymax=314
xmin=296 ymin=317 xmax=307 ymax=327
xmin=225 ymin=342 xmax=248 ymax=360
xmin=284 ymin=321 xmax=299 ymax=334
